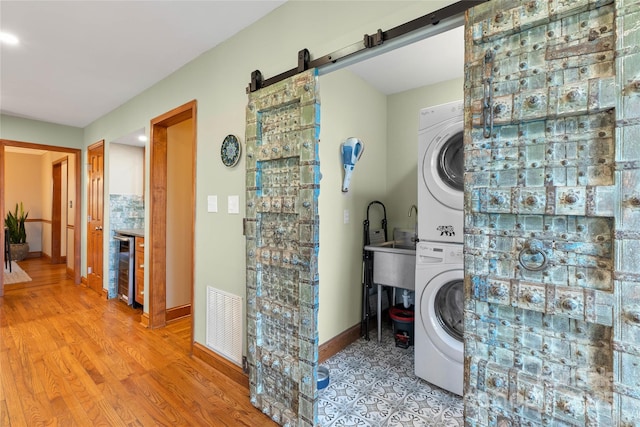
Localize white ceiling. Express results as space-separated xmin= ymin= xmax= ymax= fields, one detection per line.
xmin=1 ymin=1 xmax=463 ymax=130
xmin=0 ymin=1 xmax=287 ymax=128
xmin=346 ymin=25 xmax=463 ymax=95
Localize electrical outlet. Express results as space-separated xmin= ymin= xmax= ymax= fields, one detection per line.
xmin=242 ymin=356 xmax=249 ymax=374
xmin=343 ymin=209 xmax=350 ymax=224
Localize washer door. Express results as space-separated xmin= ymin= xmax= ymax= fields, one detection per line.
xmin=421 ymin=123 xmax=464 ymax=210
xmin=419 ymin=269 xmax=464 ymax=363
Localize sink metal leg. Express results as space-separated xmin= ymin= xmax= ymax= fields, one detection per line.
xmin=377 ymin=283 xmax=382 ymax=343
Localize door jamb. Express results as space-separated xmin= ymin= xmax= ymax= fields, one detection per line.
xmin=51 ymin=157 xmax=68 ymax=264
xmin=148 ymin=100 xmax=197 ymax=340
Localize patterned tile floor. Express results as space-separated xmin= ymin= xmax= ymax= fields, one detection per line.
xmin=318 ymin=324 xmax=463 ymax=427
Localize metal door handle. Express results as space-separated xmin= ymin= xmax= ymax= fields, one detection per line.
xmin=518 ymin=241 xmax=548 ymax=271
xmin=482 ymin=49 xmax=495 ymax=138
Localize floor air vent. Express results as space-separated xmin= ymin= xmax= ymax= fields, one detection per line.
xmin=206 ymin=286 xmax=243 ymax=365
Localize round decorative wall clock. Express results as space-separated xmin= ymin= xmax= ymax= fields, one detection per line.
xmin=221 ymin=134 xmax=241 ymax=167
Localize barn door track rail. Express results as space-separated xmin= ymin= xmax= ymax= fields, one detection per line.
xmin=247 ymin=0 xmax=488 ymax=93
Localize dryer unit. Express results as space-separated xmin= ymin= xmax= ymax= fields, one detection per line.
xmin=418 ymin=100 xmax=464 ymax=244
xmin=414 ymin=241 xmax=464 ymax=396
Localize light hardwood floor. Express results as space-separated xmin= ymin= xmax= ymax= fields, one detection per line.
xmin=1 ymin=258 xmax=276 ymax=426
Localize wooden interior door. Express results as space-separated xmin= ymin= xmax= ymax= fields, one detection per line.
xmin=464 ymin=1 xmax=639 ymax=425
xmin=87 ymin=140 xmax=104 ymax=295
xmin=245 ymin=70 xmax=321 ymax=426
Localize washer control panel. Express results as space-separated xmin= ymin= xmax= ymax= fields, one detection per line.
xmin=416 ymin=242 xmax=463 ymax=265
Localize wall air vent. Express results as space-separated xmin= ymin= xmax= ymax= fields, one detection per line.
xmin=206 ymin=286 xmax=243 ymax=365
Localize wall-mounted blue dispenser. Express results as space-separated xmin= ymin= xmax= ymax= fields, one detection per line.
xmin=341 ymin=137 xmax=364 ymax=192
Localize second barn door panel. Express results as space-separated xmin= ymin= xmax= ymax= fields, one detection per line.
xmin=464 ymin=0 xmax=639 ymax=425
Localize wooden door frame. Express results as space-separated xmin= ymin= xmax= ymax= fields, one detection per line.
xmin=0 ymin=139 xmax=82 ymax=296
xmin=148 ymin=100 xmax=197 ymax=336
xmin=51 ymin=157 xmax=68 ymax=264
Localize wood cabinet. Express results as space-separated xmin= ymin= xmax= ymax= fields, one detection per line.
xmin=135 ymin=236 xmax=145 ymax=306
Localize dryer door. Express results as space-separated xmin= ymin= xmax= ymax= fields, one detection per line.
xmin=419 ymin=269 xmax=464 ymax=363
xmin=421 ymin=124 xmax=464 ymax=210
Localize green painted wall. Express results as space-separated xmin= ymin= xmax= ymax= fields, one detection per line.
xmin=0 ymin=114 xmax=83 ymax=148
xmin=317 ymin=69 xmax=388 ymax=343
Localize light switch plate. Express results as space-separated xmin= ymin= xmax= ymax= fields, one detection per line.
xmin=228 ymin=195 xmax=239 ymax=214
xmin=207 ymin=195 xmax=218 ymax=213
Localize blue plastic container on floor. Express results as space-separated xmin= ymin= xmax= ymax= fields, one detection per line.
xmin=317 ymin=366 xmax=330 ymax=390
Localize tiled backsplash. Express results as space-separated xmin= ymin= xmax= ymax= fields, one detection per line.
xmin=108 ymin=194 xmax=144 ymax=298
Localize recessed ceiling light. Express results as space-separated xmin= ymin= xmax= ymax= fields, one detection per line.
xmin=0 ymin=32 xmax=19 ymax=45
xmin=138 ymin=135 xmax=148 ymax=142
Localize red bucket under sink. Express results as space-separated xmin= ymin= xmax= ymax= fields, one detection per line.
xmin=389 ymin=304 xmax=414 ymax=348
xmin=389 ymin=306 xmax=414 ymax=322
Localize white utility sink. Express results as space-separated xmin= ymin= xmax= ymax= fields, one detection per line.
xmin=364 ymin=240 xmax=416 ymax=291
xmin=364 ymin=238 xmax=417 ymax=342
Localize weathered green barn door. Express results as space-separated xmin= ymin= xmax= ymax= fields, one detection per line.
xmin=464 ymin=0 xmax=640 ymax=425
xmin=245 ymin=69 xmax=320 ymax=427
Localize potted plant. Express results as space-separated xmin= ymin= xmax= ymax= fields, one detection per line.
xmin=5 ymin=202 xmax=29 ymax=261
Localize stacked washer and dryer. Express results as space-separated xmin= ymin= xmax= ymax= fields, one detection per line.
xmin=415 ymin=100 xmax=465 ymax=396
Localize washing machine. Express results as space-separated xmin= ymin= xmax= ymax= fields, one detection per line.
xmin=414 ymin=240 xmax=464 ymax=396
xmin=418 ymin=100 xmax=464 ymax=244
